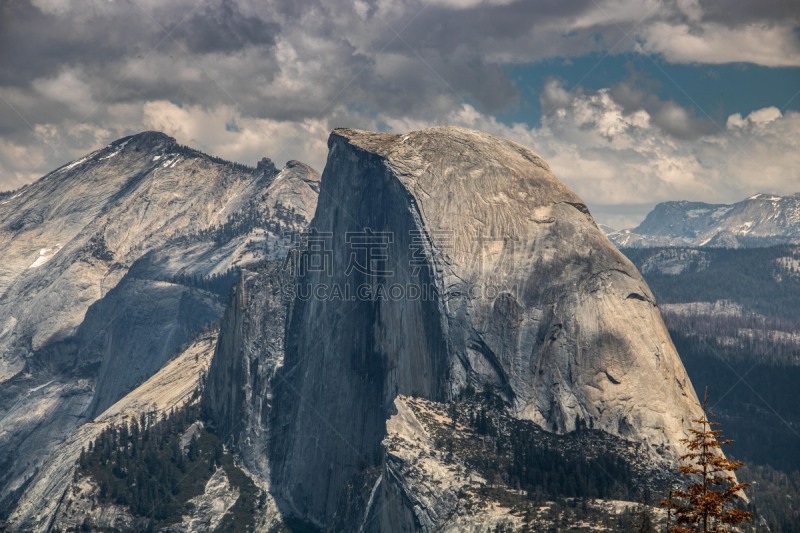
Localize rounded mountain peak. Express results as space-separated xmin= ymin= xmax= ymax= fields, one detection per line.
xmin=119 ymin=130 xmax=175 ymax=144
xmin=358 ymin=127 xmax=701 ymax=446
xmin=111 ymin=131 xmax=176 ymax=153
xmin=327 ymin=126 xmax=589 ymax=239
xmin=331 ymin=126 xmax=551 ymax=171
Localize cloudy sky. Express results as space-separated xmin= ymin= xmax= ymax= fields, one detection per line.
xmin=1 ymin=0 xmax=798 ymax=227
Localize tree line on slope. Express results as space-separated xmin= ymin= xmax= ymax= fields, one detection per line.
xmin=168 ymin=143 xmax=257 ymax=174
xmin=166 ymin=268 xmax=240 ymax=297
xmin=74 ymin=401 xmax=264 ymax=531
xmin=433 ymin=391 xmax=668 ymax=503
xmin=663 ymin=312 xmax=799 ymax=365
xmin=170 ymin=202 xmax=305 ymax=252
xmin=622 ymin=245 xmax=800 ymax=531
xmin=670 ymin=329 xmax=800 ymax=473
xmin=77 ymin=403 xmax=218 ymax=522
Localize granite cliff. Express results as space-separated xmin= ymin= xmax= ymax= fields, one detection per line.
xmin=204 ymin=126 xmax=704 ymax=530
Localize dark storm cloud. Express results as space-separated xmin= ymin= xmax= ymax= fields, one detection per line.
xmin=0 ymin=0 xmax=279 ymax=88
xmin=394 ymin=0 xmax=595 ymax=49
xmin=609 ymin=77 xmax=717 ymax=140
xmin=537 ymin=71 xmax=717 ymax=141
xmin=698 ymin=0 xmax=800 ymax=24
xmin=0 ymin=0 xmax=126 ymax=86
xmin=169 ymin=0 xmax=279 ymax=55
xmin=0 ymin=0 xmax=798 ymax=194
xmin=340 ymin=49 xmax=518 ymax=118
xmin=2 ymin=0 xmax=793 ymax=129
xmin=0 ymin=0 xmax=289 ymax=139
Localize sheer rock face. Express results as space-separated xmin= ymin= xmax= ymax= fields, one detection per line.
xmin=263 ymin=126 xmax=702 ymax=527
xmin=202 ymin=261 xmax=292 ymax=481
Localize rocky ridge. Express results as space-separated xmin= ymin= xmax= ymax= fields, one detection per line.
xmin=0 ymin=131 xmax=319 ymax=524
xmin=10 ymin=331 xmax=217 ymax=530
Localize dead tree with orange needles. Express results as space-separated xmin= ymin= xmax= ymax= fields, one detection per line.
xmin=662 ymin=389 xmax=752 ymax=532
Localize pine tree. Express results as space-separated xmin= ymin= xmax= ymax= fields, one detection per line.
xmin=662 ymin=389 xmax=752 ymax=532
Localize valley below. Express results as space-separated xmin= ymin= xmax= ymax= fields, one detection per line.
xmin=623 ymin=245 xmax=800 ymax=531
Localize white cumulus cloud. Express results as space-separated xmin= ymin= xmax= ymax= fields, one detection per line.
xmin=640 ymin=22 xmax=800 ymax=67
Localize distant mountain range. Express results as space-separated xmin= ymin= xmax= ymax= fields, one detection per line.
xmin=607 ymin=193 xmax=800 ymax=248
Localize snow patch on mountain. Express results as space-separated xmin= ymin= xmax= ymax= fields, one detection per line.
xmin=27 ymin=245 xmax=62 ymax=268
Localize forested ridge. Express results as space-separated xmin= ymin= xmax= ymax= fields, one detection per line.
xmin=623 ymin=245 xmax=800 ymax=532
xmin=623 ymin=245 xmax=800 ymax=320
xmin=73 ymin=401 xmax=263 ymax=531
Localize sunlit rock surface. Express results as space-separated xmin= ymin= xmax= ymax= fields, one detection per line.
xmin=0 ymin=131 xmax=319 ymax=523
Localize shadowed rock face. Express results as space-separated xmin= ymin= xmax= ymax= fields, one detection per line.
xmin=202 ymin=261 xmax=293 ymax=481
xmin=269 ymin=131 xmax=452 ymax=529
xmin=258 ymin=126 xmax=703 ymax=528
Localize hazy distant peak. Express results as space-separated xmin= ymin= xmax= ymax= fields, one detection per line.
xmin=607 ymin=193 xmax=800 ymax=248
